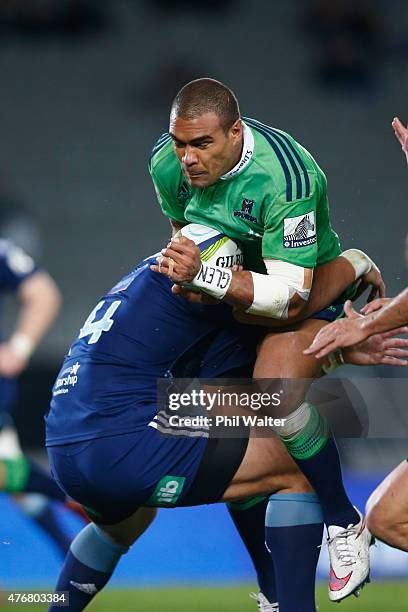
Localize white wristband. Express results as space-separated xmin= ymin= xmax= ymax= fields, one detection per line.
xmin=9 ymin=333 xmax=35 ymax=360
xmin=322 ymin=348 xmax=345 ymax=374
xmin=341 ymin=249 xmax=373 ymax=279
xmin=189 ymin=263 xmax=232 ymax=299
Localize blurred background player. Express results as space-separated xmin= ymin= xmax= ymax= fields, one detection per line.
xmin=305 ymin=115 xmax=408 ymax=554
xmin=0 ymin=238 xmax=83 ymax=556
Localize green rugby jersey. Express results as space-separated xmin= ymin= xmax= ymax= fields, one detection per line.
xmin=149 ymin=117 xmax=341 ymax=273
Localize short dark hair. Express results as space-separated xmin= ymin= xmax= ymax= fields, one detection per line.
xmin=171 ymin=78 xmax=240 ymax=132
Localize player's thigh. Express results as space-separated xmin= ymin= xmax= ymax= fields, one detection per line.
xmin=221 ymin=427 xmax=312 ymax=501
xmin=254 ymin=318 xmax=327 ymax=378
xmin=366 ymin=460 xmax=408 ymax=527
xmin=253 ymin=319 xmax=327 ymax=412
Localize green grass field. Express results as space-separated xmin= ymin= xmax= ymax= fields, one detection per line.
xmin=3 ymin=583 xmax=408 ymax=611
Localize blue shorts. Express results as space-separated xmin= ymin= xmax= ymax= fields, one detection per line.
xmin=311 ymin=285 xmax=357 ymax=323
xmin=48 ymin=404 xmax=249 ymax=524
xmin=48 ymin=426 xmax=207 ymax=523
xmin=47 ymin=326 xmax=256 ymax=524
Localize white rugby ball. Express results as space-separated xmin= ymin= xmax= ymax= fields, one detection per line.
xmin=176 ymin=223 xmax=243 ymax=269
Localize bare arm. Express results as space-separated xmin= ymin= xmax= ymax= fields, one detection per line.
xmin=156 ymin=238 xmax=383 ymax=327
xmin=0 ymin=271 xmax=61 ymax=377
xmin=304 ymin=289 xmax=408 ymax=359
xmin=152 ymin=237 xmax=314 ymax=318
xmin=360 ymin=288 xmax=408 ymax=335
xmin=233 ymin=255 xmax=356 ymax=327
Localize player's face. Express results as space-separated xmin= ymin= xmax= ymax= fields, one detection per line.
xmin=169 ymin=112 xmax=242 ymax=187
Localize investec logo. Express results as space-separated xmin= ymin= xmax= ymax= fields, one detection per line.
xmin=54 ymin=362 xmax=81 ymax=395
xmin=283 ymin=212 xmax=316 ymax=249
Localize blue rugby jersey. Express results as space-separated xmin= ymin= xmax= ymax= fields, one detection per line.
xmin=45 ymin=257 xmax=258 ymax=446
xmin=0 ymin=239 xmax=38 ymax=415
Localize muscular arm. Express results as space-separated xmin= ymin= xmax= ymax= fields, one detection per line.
xmin=361 ymin=288 xmax=408 ymax=335
xmin=304 ymin=289 xmax=408 ymax=359
xmin=154 ymin=235 xmax=382 ymax=327
xmin=15 ymin=271 xmax=61 ymax=346
xmin=234 ymin=256 xmax=356 ymax=327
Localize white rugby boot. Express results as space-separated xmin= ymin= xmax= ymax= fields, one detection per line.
xmin=249 ymin=592 xmax=279 ymax=611
xmin=327 ymin=508 xmax=373 ymax=602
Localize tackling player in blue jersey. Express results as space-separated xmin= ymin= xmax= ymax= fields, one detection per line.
xmin=45 ymin=246 xmax=408 ymax=612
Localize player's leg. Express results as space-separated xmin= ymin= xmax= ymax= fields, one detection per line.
xmin=223 ymin=431 xmax=323 ymax=612
xmin=226 ymin=497 xmax=278 ymax=606
xmin=0 ymin=403 xmax=74 ymax=555
xmin=49 ymin=507 xmax=157 ymax=612
xmin=366 ymin=460 xmax=408 ymax=551
xmin=48 ymin=427 xmax=322 ymax=612
xmin=253 ymin=318 xmax=372 ymax=601
xmin=0 ymin=451 xmax=67 ymax=502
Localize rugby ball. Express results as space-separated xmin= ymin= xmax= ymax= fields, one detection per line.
xmin=176 ymin=223 xmax=243 ymax=269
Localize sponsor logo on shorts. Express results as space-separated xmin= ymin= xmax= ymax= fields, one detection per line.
xmin=53 ymin=362 xmax=81 ymax=396
xmin=145 ymin=475 xmax=186 ymax=507
xmin=283 ymin=211 xmax=316 ymax=248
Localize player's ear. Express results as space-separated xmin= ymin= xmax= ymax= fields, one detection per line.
xmin=229 ymin=118 xmax=242 ymax=141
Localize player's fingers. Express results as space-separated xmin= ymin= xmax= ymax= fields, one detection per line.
xmin=360 ymin=301 xmax=383 ymax=315
xmin=381 ymin=356 xmax=408 ymax=366
xmin=168 ymin=237 xmax=197 ymax=254
xmin=392 ymin=117 xmax=405 ymax=144
xmin=161 ymin=247 xmax=188 ymax=262
xmin=167 ymin=257 xmax=175 ymax=277
xmin=304 ymin=335 xmax=337 ymax=356
xmin=380 ymin=328 xmax=408 ymax=341
xmin=344 ymin=300 xmax=360 ymax=319
xmin=155 ymin=255 xmax=168 ymax=270
xmin=384 ymin=347 xmax=408 ymax=357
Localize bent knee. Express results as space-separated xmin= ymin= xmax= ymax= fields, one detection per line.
xmin=366 ymin=498 xmax=403 ymax=546
xmin=366 ymin=501 xmax=388 ymax=540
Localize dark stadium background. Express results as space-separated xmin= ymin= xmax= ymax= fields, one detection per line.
xmin=0 ymin=1 xmax=407 ymax=609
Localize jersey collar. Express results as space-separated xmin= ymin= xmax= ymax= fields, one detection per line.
xmin=220 ymin=121 xmax=254 ymax=181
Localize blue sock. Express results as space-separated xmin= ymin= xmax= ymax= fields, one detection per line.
xmin=227 ymin=497 xmax=277 ymax=603
xmin=49 ymin=523 xmax=128 ymax=611
xmin=295 ymin=438 xmax=359 ymax=529
xmin=18 ymin=495 xmax=71 ymax=556
xmin=265 ymin=493 xmax=324 ymax=612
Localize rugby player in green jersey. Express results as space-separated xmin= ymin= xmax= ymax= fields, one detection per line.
xmin=150 ymin=78 xmax=385 ymax=602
